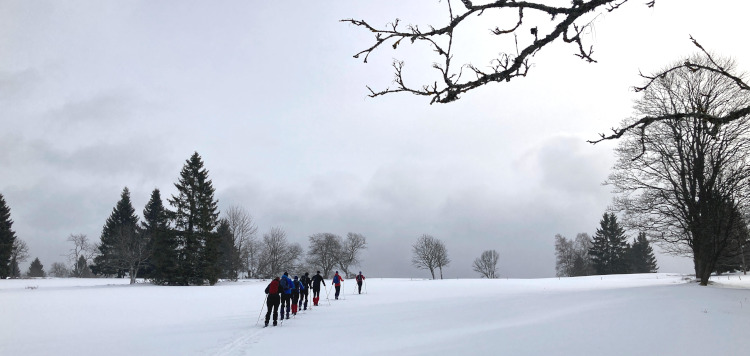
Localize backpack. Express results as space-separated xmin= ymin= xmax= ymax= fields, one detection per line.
xmin=293 ymin=280 xmax=301 ymax=293
xmin=280 ymin=277 xmax=290 ymax=291
xmin=267 ymin=280 xmax=279 ymax=294
xmin=356 ymin=275 xmax=362 ymax=282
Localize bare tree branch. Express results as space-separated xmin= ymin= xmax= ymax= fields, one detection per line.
xmin=344 ymin=0 xmax=640 ymax=104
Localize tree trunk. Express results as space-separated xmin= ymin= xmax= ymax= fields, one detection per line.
xmin=429 ymin=268 xmax=435 ymax=280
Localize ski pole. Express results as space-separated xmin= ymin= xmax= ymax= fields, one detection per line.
xmin=365 ymin=279 xmax=368 ymax=294
xmin=256 ymin=294 xmax=268 ymax=325
xmin=342 ymin=281 xmax=346 ymax=300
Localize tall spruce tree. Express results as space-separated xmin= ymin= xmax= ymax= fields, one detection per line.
xmin=630 ymin=232 xmax=658 ymax=273
xmin=141 ymin=189 xmax=175 ymax=283
xmin=590 ymin=213 xmax=631 ymax=275
xmin=0 ymin=193 xmax=18 ymax=279
xmin=168 ymin=152 xmax=220 ymax=286
xmin=92 ymin=187 xmax=139 ymax=277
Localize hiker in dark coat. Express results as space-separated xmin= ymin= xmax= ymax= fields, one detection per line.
xmin=311 ymin=271 xmax=326 ymax=306
xmin=264 ymin=277 xmax=281 ymax=326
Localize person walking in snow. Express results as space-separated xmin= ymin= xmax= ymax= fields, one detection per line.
xmin=263 ymin=276 xmax=281 ymax=327
xmin=299 ymin=272 xmax=312 ymax=310
xmin=332 ymin=271 xmax=344 ymax=300
xmin=279 ymin=272 xmax=293 ymax=320
xmin=311 ymin=271 xmax=326 ymax=306
xmin=355 ymin=271 xmax=365 ymax=294
xmin=291 ymin=275 xmax=303 ymax=316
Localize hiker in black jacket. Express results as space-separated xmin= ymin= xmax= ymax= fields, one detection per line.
xmin=311 ymin=271 xmax=326 ymax=306
xmin=264 ymin=277 xmax=281 ymax=326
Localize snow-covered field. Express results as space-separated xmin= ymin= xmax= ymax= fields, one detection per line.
xmin=2 ymin=274 xmax=749 ymax=356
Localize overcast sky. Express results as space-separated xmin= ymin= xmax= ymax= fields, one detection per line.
xmin=2 ymin=1 xmax=749 ymax=278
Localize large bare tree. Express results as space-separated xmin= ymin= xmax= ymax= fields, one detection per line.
xmin=257 ymin=227 xmax=302 ymax=278
xmin=472 ymin=249 xmax=499 ymax=279
xmin=224 ymin=205 xmax=258 ymax=278
xmin=337 ymin=232 xmax=368 ymax=277
xmin=411 ymin=234 xmax=450 ymax=279
xmin=10 ymin=238 xmax=29 ymax=278
xmin=608 ymin=54 xmax=750 ymax=286
xmin=306 ymin=233 xmax=342 ymax=278
xmin=67 ymin=233 xmax=96 ymax=278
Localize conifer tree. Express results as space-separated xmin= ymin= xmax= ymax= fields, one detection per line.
xmin=590 ymin=213 xmax=631 ymax=275
xmin=27 ymin=257 xmax=45 ymax=277
xmin=216 ymin=219 xmax=239 ymax=280
xmin=92 ymin=187 xmax=140 ymax=277
xmin=630 ymin=232 xmax=658 ymax=273
xmin=141 ymin=189 xmax=173 ymax=282
xmin=168 ymin=152 xmax=220 ymax=285
xmin=0 ymin=193 xmax=18 ymax=279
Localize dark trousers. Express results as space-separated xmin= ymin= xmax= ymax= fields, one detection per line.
xmin=357 ymin=281 xmax=363 ymax=293
xmin=280 ymin=293 xmax=291 ymax=318
xmin=335 ymin=285 xmax=341 ymax=299
xmin=299 ymin=289 xmax=309 ymax=307
xmin=291 ymin=292 xmax=300 ymax=306
xmin=312 ymin=286 xmax=321 ymax=298
xmin=265 ymin=294 xmax=280 ymax=323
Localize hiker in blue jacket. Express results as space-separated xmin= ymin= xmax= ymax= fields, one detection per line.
xmin=291 ymin=275 xmax=304 ymax=315
xmin=279 ymin=272 xmax=293 ymax=320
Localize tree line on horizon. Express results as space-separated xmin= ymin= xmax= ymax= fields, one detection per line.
xmin=0 ymin=152 xmax=368 ymax=285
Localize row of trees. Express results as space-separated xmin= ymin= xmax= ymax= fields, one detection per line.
xmin=411 ymin=233 xmax=501 ymax=279
xmin=84 ymin=152 xmax=369 ymax=285
xmin=555 ymin=213 xmax=658 ymax=278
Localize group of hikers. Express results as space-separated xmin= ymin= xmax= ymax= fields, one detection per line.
xmin=262 ymin=270 xmax=366 ymax=327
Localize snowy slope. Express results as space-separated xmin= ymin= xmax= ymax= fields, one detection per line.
xmin=2 ymin=274 xmax=748 ymax=356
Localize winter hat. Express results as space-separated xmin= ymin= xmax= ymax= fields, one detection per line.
xmin=317 ymin=271 xmax=321 ymax=274
xmin=284 ymin=272 xmax=288 ymax=276
xmin=294 ymin=276 xmax=298 ymax=280
xmin=304 ymin=272 xmax=309 ymax=276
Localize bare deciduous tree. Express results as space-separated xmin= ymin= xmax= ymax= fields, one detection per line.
xmin=67 ymin=233 xmax=95 ymax=277
xmin=411 ymin=234 xmax=450 ymax=279
xmin=257 ymin=227 xmax=302 ymax=278
xmin=593 ymin=39 xmax=750 ymax=143
xmin=338 ymin=232 xmax=368 ymax=277
xmin=555 ymin=233 xmax=593 ymax=277
xmin=10 ymin=238 xmax=29 ymax=278
xmin=49 ymin=262 xmax=70 ymax=278
xmin=472 ymin=249 xmax=499 ymax=279
xmin=608 ymin=54 xmax=750 ymax=286
xmin=112 ymin=227 xmax=152 ymax=284
xmin=225 ymin=205 xmax=259 ymax=278
xmin=307 ymin=233 xmax=342 ymax=278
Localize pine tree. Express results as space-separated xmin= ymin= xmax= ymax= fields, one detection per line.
xmin=168 ymin=152 xmax=220 ymax=285
xmin=143 ymin=189 xmax=178 ymax=284
xmin=91 ymin=187 xmax=140 ymax=277
xmin=216 ymin=219 xmax=239 ymax=280
xmin=590 ymin=213 xmax=631 ymax=275
xmin=630 ymin=232 xmax=658 ymax=273
xmin=27 ymin=257 xmax=45 ymax=277
xmin=0 ymin=193 xmax=18 ymax=279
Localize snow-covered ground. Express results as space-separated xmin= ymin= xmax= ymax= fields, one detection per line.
xmin=2 ymin=274 xmax=749 ymax=356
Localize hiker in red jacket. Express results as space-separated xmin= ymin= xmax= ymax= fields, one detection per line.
xmin=355 ymin=271 xmax=365 ymax=294
xmin=264 ymin=277 xmax=281 ymax=327
xmin=332 ymin=271 xmax=344 ymax=300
